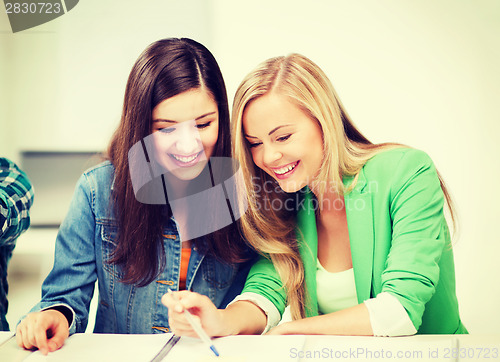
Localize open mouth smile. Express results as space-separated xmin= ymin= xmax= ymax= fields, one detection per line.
xmin=169 ymin=151 xmax=203 ymax=167
xmin=272 ymin=161 xmax=299 ymax=179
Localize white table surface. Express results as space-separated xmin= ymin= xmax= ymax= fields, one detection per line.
xmin=1 ymin=332 xmax=498 ymax=362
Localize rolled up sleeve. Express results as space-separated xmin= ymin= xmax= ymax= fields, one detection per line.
xmin=380 ymin=150 xmax=448 ymax=330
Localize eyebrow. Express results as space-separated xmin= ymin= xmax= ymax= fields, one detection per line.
xmin=153 ymin=111 xmax=217 ymax=123
xmin=244 ymin=124 xmax=292 ymax=139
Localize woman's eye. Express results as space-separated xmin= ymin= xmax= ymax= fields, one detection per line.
xmin=196 ymin=121 xmax=211 ymax=129
xmin=248 ymin=142 xmax=262 ymax=149
xmin=277 ymin=134 xmax=291 ymax=142
xmin=159 ymin=127 xmax=175 ymax=134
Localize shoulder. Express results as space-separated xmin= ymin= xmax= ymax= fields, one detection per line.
xmin=360 ymin=147 xmax=442 ymax=204
xmin=81 ymin=160 xmax=115 ymax=186
xmin=0 ymin=157 xmax=27 ymax=181
xmin=366 ymin=147 xmax=434 ymax=169
xmin=75 ymin=160 xmax=115 ymax=198
xmin=83 ymin=160 xmax=115 ymax=177
xmin=0 ymin=157 xmax=33 ymax=198
xmin=76 ymin=160 xmax=116 ymax=219
xmin=363 ymin=147 xmax=436 ymax=181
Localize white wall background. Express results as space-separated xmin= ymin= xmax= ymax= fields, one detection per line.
xmin=1 ymin=0 xmax=499 ymax=333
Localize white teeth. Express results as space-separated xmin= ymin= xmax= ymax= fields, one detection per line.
xmin=274 ymin=163 xmax=297 ymax=175
xmin=172 ymin=153 xmax=198 ymax=163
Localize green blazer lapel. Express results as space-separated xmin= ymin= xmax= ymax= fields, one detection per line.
xmin=296 ymin=172 xmax=375 ymax=315
xmin=296 ymin=188 xmax=319 ymax=317
xmin=344 ymin=169 xmax=375 ymax=303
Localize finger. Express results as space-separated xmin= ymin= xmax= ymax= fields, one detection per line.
xmin=265 ymin=324 xmax=288 ymax=335
xmin=167 ymin=315 xmax=190 ymax=327
xmin=46 ymin=314 xmax=69 ymax=352
xmin=161 ymin=289 xmax=193 ymax=303
xmin=172 ymin=290 xmax=196 ymax=298
xmin=47 ymin=330 xmax=67 ymax=353
xmin=167 ymin=290 xmax=201 ymax=305
xmin=168 ymin=320 xmax=199 ymax=338
xmin=167 ymin=311 xmax=198 ymax=337
xmin=177 ymin=292 xmax=209 ymax=310
xmin=15 ymin=325 xmax=24 ymax=348
xmin=18 ymin=322 xmax=34 ymax=350
xmin=167 ymin=310 xmax=191 ymax=329
xmin=34 ymin=313 xmax=61 ymax=355
xmin=162 ymin=293 xmax=185 ymax=313
xmin=169 ymin=319 xmax=192 ymax=332
xmin=161 ymin=294 xmax=170 ymax=307
xmin=33 ymin=323 xmax=49 ymax=355
xmin=26 ymin=319 xmax=38 ymax=350
xmin=172 ymin=327 xmax=198 ymax=338
xmin=161 ymin=292 xmax=179 ymax=307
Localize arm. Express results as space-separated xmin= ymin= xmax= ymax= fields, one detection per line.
xmin=17 ymin=172 xmax=98 ymax=352
xmin=162 ymin=290 xmax=267 ymax=337
xmin=0 ymin=158 xmax=34 ymax=245
xmin=164 ymin=272 xmax=372 ymax=337
xmin=162 ymin=256 xmax=285 ymax=337
xmin=380 ymin=150 xmax=448 ymax=330
xmin=268 ymin=293 xmax=416 ymax=336
xmin=267 ymin=303 xmax=372 ymax=335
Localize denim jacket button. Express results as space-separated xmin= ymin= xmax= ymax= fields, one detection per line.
xmin=157 ymin=280 xmax=175 ymax=286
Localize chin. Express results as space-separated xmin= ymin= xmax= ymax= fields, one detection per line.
xmin=168 ymin=164 xmax=206 ymax=181
xmin=278 ymin=179 xmax=305 ymax=194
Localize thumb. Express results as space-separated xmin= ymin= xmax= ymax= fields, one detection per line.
xmin=181 ymin=293 xmax=214 ymax=315
xmin=47 ymin=321 xmax=69 ymax=352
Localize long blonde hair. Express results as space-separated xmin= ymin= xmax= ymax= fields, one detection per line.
xmin=232 ymin=53 xmax=455 ymax=320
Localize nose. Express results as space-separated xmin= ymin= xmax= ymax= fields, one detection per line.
xmin=262 ymin=144 xmax=282 ymax=166
xmin=175 ymin=124 xmax=200 ymax=154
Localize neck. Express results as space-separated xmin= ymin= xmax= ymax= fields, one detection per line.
xmin=310 ymin=180 xmax=345 ymax=214
xmin=163 ymin=174 xmax=190 ymax=201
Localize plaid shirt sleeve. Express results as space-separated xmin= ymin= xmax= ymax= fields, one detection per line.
xmin=0 ymin=157 xmax=34 ymax=246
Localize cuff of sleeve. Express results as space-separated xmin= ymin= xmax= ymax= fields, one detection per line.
xmin=227 ymin=292 xmax=281 ymax=334
xmin=41 ymin=304 xmax=77 ymax=335
xmin=364 ymin=292 xmax=417 ymax=337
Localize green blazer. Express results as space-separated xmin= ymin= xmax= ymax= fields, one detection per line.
xmin=242 ymin=148 xmax=467 ymax=334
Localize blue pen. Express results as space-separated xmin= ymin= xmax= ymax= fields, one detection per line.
xmin=167 ymin=288 xmax=220 ymax=357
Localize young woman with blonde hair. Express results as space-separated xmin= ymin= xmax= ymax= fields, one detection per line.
xmin=164 ymin=53 xmax=467 ymax=336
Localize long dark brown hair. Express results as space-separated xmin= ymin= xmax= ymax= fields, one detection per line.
xmin=107 ymin=38 xmax=248 ymax=286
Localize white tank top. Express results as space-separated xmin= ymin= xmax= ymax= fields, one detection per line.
xmin=316 ymin=259 xmax=358 ymax=314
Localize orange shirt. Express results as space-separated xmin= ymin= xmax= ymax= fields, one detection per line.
xmin=179 ymin=247 xmax=192 ymax=290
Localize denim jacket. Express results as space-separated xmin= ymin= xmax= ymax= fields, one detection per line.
xmin=28 ymin=161 xmax=254 ymax=335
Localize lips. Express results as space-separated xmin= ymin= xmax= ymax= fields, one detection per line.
xmin=169 ymin=151 xmax=203 ymax=167
xmin=271 ymin=161 xmax=299 ymax=179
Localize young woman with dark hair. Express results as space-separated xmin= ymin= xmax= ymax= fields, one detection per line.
xmin=16 ymin=38 xmax=254 ymax=355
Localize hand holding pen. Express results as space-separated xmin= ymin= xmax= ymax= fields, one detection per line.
xmin=165 ymin=289 xmax=220 ymax=357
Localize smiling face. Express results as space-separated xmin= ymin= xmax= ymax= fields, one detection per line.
xmin=243 ymin=92 xmax=324 ymax=193
xmin=151 ymin=87 xmax=219 ymax=181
